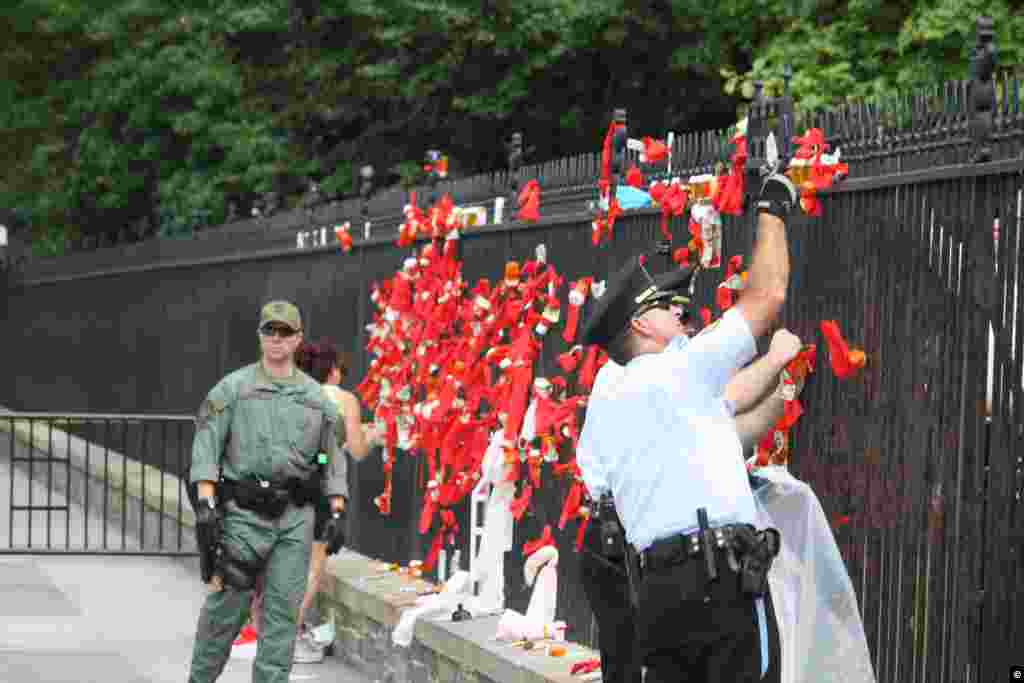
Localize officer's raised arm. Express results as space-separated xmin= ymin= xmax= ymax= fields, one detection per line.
xmin=734 ymin=173 xmax=799 ymax=339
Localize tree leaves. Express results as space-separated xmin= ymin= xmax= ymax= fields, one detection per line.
xmin=3 ymin=0 xmax=1023 ymax=255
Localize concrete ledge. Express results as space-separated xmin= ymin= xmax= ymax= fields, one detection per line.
xmin=320 ymin=551 xmax=600 ymax=683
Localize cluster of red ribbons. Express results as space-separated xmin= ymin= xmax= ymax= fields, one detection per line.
xmin=334 ymin=222 xmax=353 ymax=253
xmin=749 ymin=319 xmax=870 ymax=469
xmin=716 ymin=255 xmax=746 ymax=311
xmin=753 ymin=345 xmax=817 ymax=468
xmin=602 ymin=123 xmax=852 ymax=256
xmin=648 ymin=180 xmax=689 ymax=243
xmin=711 ymin=126 xmax=748 ymax=217
xmin=592 ymin=119 xmax=632 ymax=246
xmin=357 ymin=236 xmax=613 ymax=570
xmin=787 ymin=128 xmax=849 ymax=216
xmin=397 ymin=192 xmax=461 ymax=247
xmin=639 ymin=124 xmax=747 ymax=258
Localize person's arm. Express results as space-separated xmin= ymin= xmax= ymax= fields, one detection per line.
xmin=339 ymin=390 xmax=371 ymax=461
xmin=724 ymin=329 xmax=801 ymax=414
xmin=735 ymin=175 xmax=798 ymax=339
xmin=321 ymin=401 xmax=348 ymax=513
xmin=576 ymin=432 xmax=609 ymax=499
xmin=734 ymin=390 xmax=786 ymax=451
xmin=191 ymin=381 xmax=233 ymax=499
xmin=575 ymin=363 xmax=624 ymax=497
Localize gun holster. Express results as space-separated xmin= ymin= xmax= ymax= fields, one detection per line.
xmin=600 ymin=518 xmax=626 ymax=561
xmin=187 ymin=481 xmax=268 ymax=591
xmin=596 ymin=495 xmax=626 ymax=561
xmin=188 ymin=483 xmax=221 ymax=584
xmin=731 ymin=525 xmax=781 ymax=596
xmin=217 ymin=544 xmax=267 ymax=591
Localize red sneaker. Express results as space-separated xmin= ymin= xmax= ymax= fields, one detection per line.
xmin=233 ymin=624 xmax=258 ymax=646
xmin=231 ymin=624 xmax=259 ymax=659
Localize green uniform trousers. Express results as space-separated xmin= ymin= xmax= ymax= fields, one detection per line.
xmin=188 ymin=501 xmax=315 ymax=683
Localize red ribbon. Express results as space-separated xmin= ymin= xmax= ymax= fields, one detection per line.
xmin=820 ymin=320 xmax=866 ymax=379
xmin=517 ymin=180 xmax=541 ymax=222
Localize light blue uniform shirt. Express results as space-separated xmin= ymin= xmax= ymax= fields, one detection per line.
xmin=576 ymin=359 xmax=626 ymax=497
xmin=576 ymin=307 xmax=758 ymax=552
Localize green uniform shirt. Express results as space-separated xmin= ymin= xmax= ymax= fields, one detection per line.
xmin=189 ymin=361 xmax=347 ymax=500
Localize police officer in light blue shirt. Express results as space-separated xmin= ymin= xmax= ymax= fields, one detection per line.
xmin=577 ymin=170 xmax=800 ymax=683
xmin=577 ymin=322 xmax=802 ymax=683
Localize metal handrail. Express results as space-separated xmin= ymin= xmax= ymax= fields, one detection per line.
xmin=2 ymin=412 xmax=195 ymax=422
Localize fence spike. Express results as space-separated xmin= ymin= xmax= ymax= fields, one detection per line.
xmin=858 ymin=101 xmax=870 ymax=145
xmin=954 ymin=80 xmax=962 ymax=124
xmin=1000 ymin=71 xmax=1011 ymax=120
xmin=692 ymin=131 xmax=700 ymax=174
xmin=966 ymin=17 xmax=996 ymax=161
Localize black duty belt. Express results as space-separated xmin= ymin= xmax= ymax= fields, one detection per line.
xmin=592 ymin=502 xmax=618 ymax=521
xmin=641 ymin=523 xmax=749 ymax=573
xmin=221 ymin=477 xmax=320 ymax=519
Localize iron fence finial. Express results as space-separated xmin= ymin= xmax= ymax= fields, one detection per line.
xmin=611 ymin=107 xmax=629 ymax=178
xmin=506 ymin=132 xmax=524 ymax=198
xmin=968 ymin=16 xmax=997 ymax=163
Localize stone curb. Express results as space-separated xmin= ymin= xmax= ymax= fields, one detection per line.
xmin=321 ymin=552 xmax=599 ymax=683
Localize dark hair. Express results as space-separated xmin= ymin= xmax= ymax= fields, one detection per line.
xmin=296 ymin=338 xmax=339 ymax=384
xmin=335 ymin=351 xmax=352 ymax=380
xmin=606 ymin=325 xmax=639 ymax=366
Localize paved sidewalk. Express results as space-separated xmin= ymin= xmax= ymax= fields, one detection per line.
xmin=0 ymin=443 xmax=373 ymax=683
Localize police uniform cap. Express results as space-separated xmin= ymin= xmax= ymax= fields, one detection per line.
xmin=580 ymin=257 xmax=696 ymax=349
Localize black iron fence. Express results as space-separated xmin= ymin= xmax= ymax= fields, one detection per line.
xmin=4 ymin=175 xmax=1021 ymax=680
xmin=0 ymin=413 xmax=197 ymax=556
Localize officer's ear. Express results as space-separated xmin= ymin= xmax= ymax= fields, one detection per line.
xmin=630 ymin=313 xmax=655 ymax=340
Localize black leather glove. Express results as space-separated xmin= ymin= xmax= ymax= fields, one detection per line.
xmin=195 ymin=497 xmax=222 ymax=583
xmin=321 ymin=511 xmax=347 ymax=555
xmin=755 ymin=173 xmax=799 ymax=220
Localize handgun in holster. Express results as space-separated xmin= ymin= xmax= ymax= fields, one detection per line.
xmin=732 ymin=525 xmax=781 ymax=596
xmin=598 ymin=496 xmax=626 ymax=561
xmin=187 ymin=481 xmax=222 ymax=585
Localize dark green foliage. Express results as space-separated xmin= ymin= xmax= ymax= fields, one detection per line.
xmin=1 ymin=0 xmax=1019 ymax=255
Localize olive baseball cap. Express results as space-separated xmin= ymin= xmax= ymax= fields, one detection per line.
xmin=259 ymin=300 xmax=302 ymax=331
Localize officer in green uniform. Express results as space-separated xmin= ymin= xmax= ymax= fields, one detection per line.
xmin=187 ymin=300 xmax=348 ymax=683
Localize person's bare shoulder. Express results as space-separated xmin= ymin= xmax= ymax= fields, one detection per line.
xmin=338 ymin=388 xmax=362 ymax=414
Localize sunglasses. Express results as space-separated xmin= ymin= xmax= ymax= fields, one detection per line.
xmin=633 ymin=296 xmax=690 ymax=320
xmin=259 ymin=324 xmax=299 ymax=338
